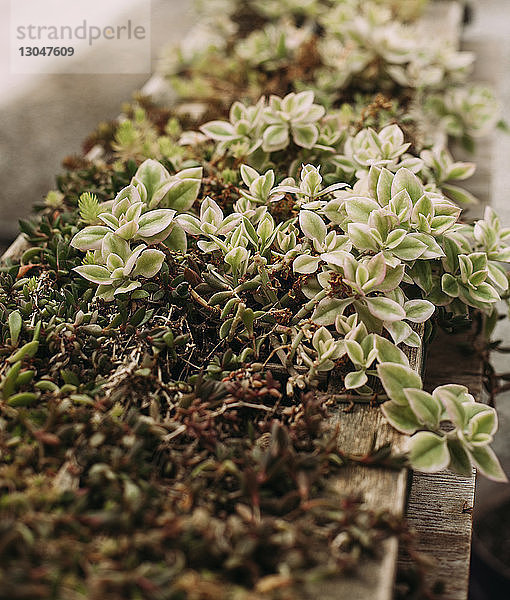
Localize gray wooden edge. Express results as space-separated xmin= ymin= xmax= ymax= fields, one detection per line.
xmin=397 ymin=328 xmax=482 ymax=600
xmin=395 ymin=1 xmax=492 ymax=594
xmin=299 ymin=340 xmax=424 ymax=600
xmin=1 ymin=234 xmax=30 ymax=265
xmin=0 ymin=3 xmax=475 ymax=600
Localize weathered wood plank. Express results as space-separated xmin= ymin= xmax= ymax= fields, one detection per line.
xmin=401 ymin=469 xmax=476 ymax=598
xmin=300 ymin=340 xmax=424 ymax=600
xmin=423 ymin=327 xmax=484 ymax=396
xmin=397 ymin=327 xmax=483 ymax=599
xmin=0 ymin=234 xmax=29 ymax=265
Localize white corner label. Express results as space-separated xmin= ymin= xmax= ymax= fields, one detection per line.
xmin=10 ymin=0 xmax=151 ymax=74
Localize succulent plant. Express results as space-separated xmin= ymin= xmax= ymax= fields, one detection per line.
xmin=426 ymin=84 xmax=501 ymax=141
xmin=200 ymin=91 xmax=327 ymax=158
xmin=336 ymin=124 xmax=421 ymax=178
xmin=132 ymin=158 xmax=202 ymax=211
xmin=71 ymin=184 xmax=176 ymax=249
xmin=199 ymin=97 xmax=266 ymax=157
xmin=74 ymin=234 xmax=166 ymax=301
xmin=262 ymin=91 xmax=326 ymax=151
xmin=2 ymin=3 xmax=509 ymax=598
xmin=270 ymin=163 xmax=347 ymax=207
xmin=379 ymin=365 xmax=505 ymax=481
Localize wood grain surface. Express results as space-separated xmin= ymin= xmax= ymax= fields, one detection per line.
xmin=397 ymin=326 xmax=483 ymax=600
xmin=298 ymin=338 xmax=424 ymax=600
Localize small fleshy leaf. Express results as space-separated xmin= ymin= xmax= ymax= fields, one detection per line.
xmin=377 ymin=362 xmax=422 ymax=405
xmin=409 ymin=432 xmax=450 ymax=473
xmin=73 ymin=265 xmax=113 ymax=285
xmin=71 ymin=226 xmax=110 ymax=251
xmin=131 ymin=249 xmax=166 ymax=279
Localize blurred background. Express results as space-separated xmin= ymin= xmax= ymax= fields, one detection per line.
xmin=0 ymin=0 xmax=194 ymax=249
xmin=0 ymin=0 xmax=509 ymax=597
xmin=462 ymin=3 xmax=510 ymax=598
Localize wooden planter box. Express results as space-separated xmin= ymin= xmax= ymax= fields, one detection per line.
xmin=1 ymin=2 xmax=486 ymax=598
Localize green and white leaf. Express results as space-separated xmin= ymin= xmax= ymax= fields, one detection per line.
xmin=409 ymin=432 xmax=450 ymax=473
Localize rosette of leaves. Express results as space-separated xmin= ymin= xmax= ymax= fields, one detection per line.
xmin=199 ymin=97 xmax=266 ymax=157
xmin=290 ymin=168 xmax=450 ymax=272
xmin=181 ymin=197 xmax=284 ymax=286
xmin=177 ymin=196 xmax=243 ymax=253
xmin=71 ymin=159 xmax=202 ymax=254
xmin=334 ymin=124 xmax=422 ymax=180
xmin=270 ymin=163 xmax=347 ymax=208
xmin=73 ymin=233 xmax=165 ymax=300
xmin=292 ymin=162 xmax=508 ymax=336
xmin=302 ymin=252 xmax=432 ymax=347
xmin=261 ymin=90 xmax=326 ymax=151
xmin=378 ymin=363 xmax=507 ymax=482
xmin=330 ymin=319 xmax=384 ymax=390
xmin=238 ymin=164 xmax=275 ymax=206
xmin=235 ymin=21 xmax=311 ymax=70
xmin=386 ymin=43 xmax=473 ymax=89
xmin=338 ymin=321 xmax=380 ymax=390
xmin=71 ymin=184 xmax=177 ymax=250
xmin=301 ymin=315 xmax=413 ymax=392
xmin=330 ymin=166 xmax=460 ymax=266
xmin=316 ymin=1 xmax=473 ymax=95
xmin=348 ymin=15 xmax=415 ymax=66
xmin=199 ymin=91 xmax=326 ymax=158
xmin=292 ymin=322 xmax=385 ymax=389
xmin=314 ymin=164 xmax=506 ymax=317
xmin=473 ymin=206 xmax=510 ymax=269
xmin=284 ymin=166 xmax=454 ymax=342
xmin=275 ymin=222 xmax=303 ymax=259
xmin=420 ymin=146 xmax=477 ymax=205
xmin=317 ymin=5 xmax=431 ymax=91
xmin=424 ymin=207 xmax=510 ymax=312
xmin=132 ymin=159 xmax=202 ymax=251
xmin=308 ymin=326 xmax=346 ymax=373
xmin=439 ymin=250 xmax=501 ymax=312
xmin=292 ymin=208 xmax=353 ymax=275
xmin=131 ymin=158 xmax=202 ymax=212
xmin=425 ymin=84 xmax=502 ymax=145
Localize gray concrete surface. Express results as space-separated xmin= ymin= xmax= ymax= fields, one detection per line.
xmin=0 ymin=0 xmax=195 ymax=244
